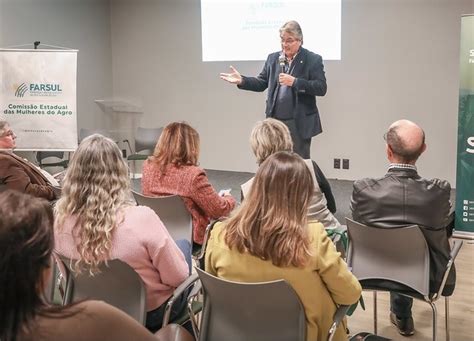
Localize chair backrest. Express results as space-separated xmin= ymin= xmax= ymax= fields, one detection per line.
xmin=36 ymin=151 xmax=64 ymax=163
xmin=196 ymin=268 xmax=306 ymax=341
xmin=130 ymin=177 xmax=142 ymax=192
xmin=346 ymin=218 xmax=430 ymax=296
xmin=131 ymin=190 xmax=192 ymax=241
xmin=43 ymin=257 xmax=56 ymax=303
xmin=35 ymin=151 xmax=69 ymax=169
xmin=135 ymin=127 xmax=163 ymax=154
xmin=52 ymin=186 xmax=62 ymax=198
xmin=59 ymin=257 xmax=147 ymax=325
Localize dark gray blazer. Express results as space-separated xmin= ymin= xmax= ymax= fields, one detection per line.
xmin=238 ymin=47 xmax=327 ymax=139
xmin=350 ymin=167 xmax=456 ymax=296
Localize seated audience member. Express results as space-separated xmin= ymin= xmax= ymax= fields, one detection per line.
xmin=350 ymin=119 xmax=455 ymax=336
xmin=142 ymin=121 xmax=236 ymax=245
xmin=242 ymin=118 xmax=339 ymax=228
xmin=206 ymin=151 xmax=361 ymax=341
xmin=54 ymin=134 xmax=190 ymax=333
xmin=0 ymin=190 xmax=163 ymax=341
xmin=0 ymin=120 xmax=56 ymax=200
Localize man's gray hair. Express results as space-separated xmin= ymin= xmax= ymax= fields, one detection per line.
xmin=0 ymin=120 xmax=8 ymax=136
xmin=385 ymin=125 xmax=425 ymax=163
xmin=279 ymin=20 xmax=303 ymax=43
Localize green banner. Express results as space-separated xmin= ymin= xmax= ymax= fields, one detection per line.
xmin=455 ymin=15 xmax=474 ymax=235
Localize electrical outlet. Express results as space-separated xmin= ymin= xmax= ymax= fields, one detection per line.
xmin=343 ymin=159 xmax=350 ymax=169
xmin=334 ymin=158 xmax=341 ymax=169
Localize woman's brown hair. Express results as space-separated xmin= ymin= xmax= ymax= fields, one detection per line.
xmin=224 ymin=151 xmax=314 ymax=267
xmin=151 ymin=122 xmax=200 ymax=171
xmin=0 ymin=191 xmax=64 ymax=340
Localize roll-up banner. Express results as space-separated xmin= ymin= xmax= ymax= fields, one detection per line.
xmin=0 ymin=49 xmax=78 ymax=151
xmin=455 ymin=15 xmax=474 ymax=237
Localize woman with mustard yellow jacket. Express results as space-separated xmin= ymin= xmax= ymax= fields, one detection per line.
xmin=205 ymin=151 xmax=361 ymax=341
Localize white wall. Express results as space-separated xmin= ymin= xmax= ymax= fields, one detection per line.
xmin=0 ymin=0 xmax=113 ymax=130
xmin=110 ymin=0 xmax=471 ymax=186
xmin=1 ymin=0 xmax=469 ymax=185
xmin=320 ymin=0 xmax=469 ymax=185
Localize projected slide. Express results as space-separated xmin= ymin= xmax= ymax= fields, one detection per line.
xmin=201 ymin=0 xmax=341 ymax=62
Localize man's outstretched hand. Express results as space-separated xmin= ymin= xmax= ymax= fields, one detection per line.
xmin=220 ymin=65 xmax=242 ymax=85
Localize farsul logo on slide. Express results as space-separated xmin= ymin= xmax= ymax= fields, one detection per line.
xmin=14 ymin=82 xmax=63 ymax=97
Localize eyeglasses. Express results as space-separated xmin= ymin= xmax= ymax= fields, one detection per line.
xmin=383 ymin=132 xmax=387 ymax=141
xmin=280 ymin=38 xmax=300 ymax=45
xmin=1 ymin=130 xmax=16 ymax=138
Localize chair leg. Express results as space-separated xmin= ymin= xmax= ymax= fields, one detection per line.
xmin=188 ymin=299 xmax=199 ymax=339
xmin=373 ymin=291 xmax=378 ymax=335
xmin=429 ymin=301 xmax=438 ymax=341
xmin=445 ymin=297 xmax=450 ymax=341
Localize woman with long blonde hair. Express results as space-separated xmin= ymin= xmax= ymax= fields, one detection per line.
xmin=206 ymin=151 xmax=361 ymax=341
xmin=54 ymin=134 xmax=190 ymax=332
xmin=142 ymin=122 xmax=236 ymax=245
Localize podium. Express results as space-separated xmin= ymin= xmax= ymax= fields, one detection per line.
xmin=94 ymin=99 xmax=143 ymax=155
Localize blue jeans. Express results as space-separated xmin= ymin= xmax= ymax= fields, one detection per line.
xmin=175 ymin=239 xmax=192 ymax=274
xmin=145 ymin=288 xmax=189 ymax=332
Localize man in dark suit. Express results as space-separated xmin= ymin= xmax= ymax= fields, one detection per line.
xmin=220 ymin=20 xmax=327 ymax=159
xmin=350 ymin=119 xmax=455 ymax=337
xmin=0 ymin=120 xmax=56 ymax=200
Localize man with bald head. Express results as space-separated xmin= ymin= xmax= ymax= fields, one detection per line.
xmin=351 ymin=119 xmax=455 ymax=336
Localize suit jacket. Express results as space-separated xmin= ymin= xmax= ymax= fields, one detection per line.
xmin=350 ymin=167 xmax=455 ymax=295
xmin=0 ymin=151 xmax=55 ymax=200
xmin=238 ymin=47 xmax=327 ymax=139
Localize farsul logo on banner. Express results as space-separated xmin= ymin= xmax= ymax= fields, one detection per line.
xmin=14 ymin=82 xmax=63 ymax=97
